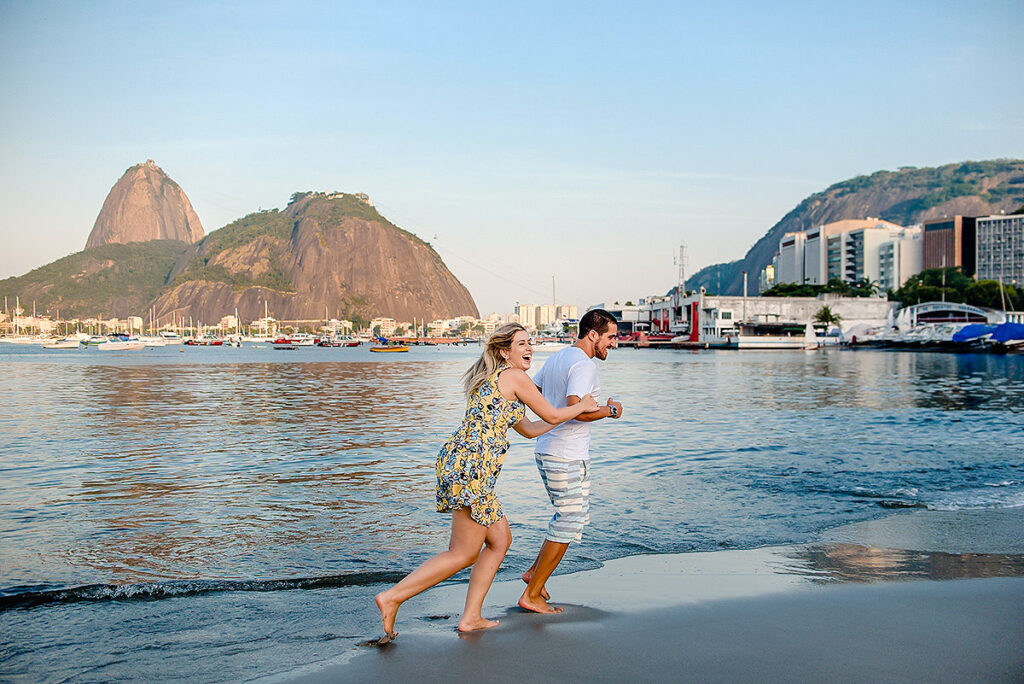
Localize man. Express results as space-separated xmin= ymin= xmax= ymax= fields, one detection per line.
xmin=519 ymin=308 xmax=623 ymax=613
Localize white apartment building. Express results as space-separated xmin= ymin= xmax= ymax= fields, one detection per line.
xmin=515 ymin=304 xmax=559 ymax=331
xmin=773 ymin=218 xmax=915 ymax=288
xmin=370 ymin=317 xmax=397 ymax=336
xmin=877 ymin=226 xmax=923 ymax=291
xmin=976 ymin=213 xmax=1024 ymax=285
xmin=775 ymin=232 xmax=806 ymax=284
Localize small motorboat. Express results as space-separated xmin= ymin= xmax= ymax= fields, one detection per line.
xmin=370 ymin=345 xmax=410 ymax=353
xmin=98 ymin=337 xmax=145 ymax=351
xmin=185 ymin=335 xmax=224 ymax=346
xmin=42 ymin=338 xmax=83 ymax=350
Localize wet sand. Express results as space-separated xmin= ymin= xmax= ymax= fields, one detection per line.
xmin=276 ymin=509 xmax=1024 ymax=683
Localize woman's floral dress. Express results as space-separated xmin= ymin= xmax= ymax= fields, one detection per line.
xmin=436 ymin=365 xmax=526 ymax=526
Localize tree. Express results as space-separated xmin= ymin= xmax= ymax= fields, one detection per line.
xmin=372 ymin=325 xmax=381 ymax=336
xmin=813 ymin=305 xmax=842 ymax=329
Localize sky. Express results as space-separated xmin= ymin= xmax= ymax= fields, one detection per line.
xmin=1 ymin=1 xmax=1022 ymax=315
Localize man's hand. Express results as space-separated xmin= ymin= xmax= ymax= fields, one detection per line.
xmin=607 ymin=397 xmax=623 ymax=419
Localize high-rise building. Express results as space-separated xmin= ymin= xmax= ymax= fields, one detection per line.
xmin=877 ymin=226 xmax=923 ymax=291
xmin=773 ymin=218 xmax=908 ymax=287
xmin=975 ymin=213 xmax=1024 ymax=285
xmin=922 ymin=216 xmax=976 ymax=275
xmin=775 ymin=232 xmax=806 ymax=284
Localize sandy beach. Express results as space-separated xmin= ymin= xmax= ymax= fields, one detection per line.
xmin=276 ymin=508 xmax=1024 ymax=683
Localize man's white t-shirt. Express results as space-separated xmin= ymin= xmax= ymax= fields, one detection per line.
xmin=533 ymin=346 xmax=600 ymax=460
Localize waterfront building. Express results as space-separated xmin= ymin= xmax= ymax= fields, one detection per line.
xmin=877 ymin=226 xmax=922 ymax=291
xmin=251 ymin=317 xmax=278 ymax=336
xmin=370 ymin=317 xmax=397 ymax=336
xmin=759 ymin=264 xmax=775 ymax=292
xmin=219 ymin=314 xmax=238 ymax=331
xmin=555 ymin=304 xmax=578 ymax=320
xmin=596 ymin=290 xmax=896 ymax=338
xmin=775 ymin=232 xmax=806 ymax=284
xmin=922 ymin=215 xmax=976 ymax=275
xmin=772 ymin=218 xmax=912 ymax=287
xmin=427 ymin=319 xmax=448 ymax=336
xmin=975 ymin=213 xmax=1024 ymax=285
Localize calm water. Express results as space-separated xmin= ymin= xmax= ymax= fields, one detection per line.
xmin=1 ymin=344 xmax=1023 ymax=681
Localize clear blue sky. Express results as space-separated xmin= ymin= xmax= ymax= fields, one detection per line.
xmin=1 ymin=0 xmax=1021 ymax=314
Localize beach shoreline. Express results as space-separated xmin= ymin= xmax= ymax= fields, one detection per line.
xmin=273 ymin=507 xmax=1024 ymax=683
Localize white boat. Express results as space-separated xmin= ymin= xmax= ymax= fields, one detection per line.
xmin=159 ymin=331 xmax=185 ymax=345
xmin=532 ymin=341 xmax=570 ymax=353
xmin=82 ymin=335 xmax=109 ymax=346
xmin=97 ymin=338 xmax=145 ymax=351
xmin=139 ymin=336 xmax=167 ymax=347
xmin=41 ymin=338 xmax=82 ymax=350
xmin=0 ymin=336 xmax=38 ymax=344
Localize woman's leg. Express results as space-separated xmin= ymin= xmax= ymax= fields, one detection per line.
xmin=459 ymin=516 xmax=511 ymax=632
xmin=375 ymin=508 xmax=487 ymax=637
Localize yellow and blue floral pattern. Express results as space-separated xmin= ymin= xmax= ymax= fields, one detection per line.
xmin=436 ymin=366 xmax=525 ymax=526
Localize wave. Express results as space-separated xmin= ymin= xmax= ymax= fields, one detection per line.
xmin=0 ymin=570 xmax=406 ymax=612
xmin=838 ymin=481 xmax=1024 ymax=512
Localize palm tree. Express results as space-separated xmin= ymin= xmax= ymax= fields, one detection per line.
xmin=813 ymin=305 xmax=842 ymax=330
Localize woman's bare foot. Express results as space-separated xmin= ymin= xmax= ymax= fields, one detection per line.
xmin=374 ymin=591 xmax=399 ymax=639
xmin=457 ymin=616 xmax=500 ymax=632
xmin=520 ymin=571 xmax=550 ymax=601
xmin=517 ymin=592 xmax=563 ymax=614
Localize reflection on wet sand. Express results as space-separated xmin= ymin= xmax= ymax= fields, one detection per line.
xmin=781 ymin=543 xmax=1024 ymax=583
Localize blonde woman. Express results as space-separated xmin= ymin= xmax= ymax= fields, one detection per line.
xmin=374 ymin=323 xmax=598 ymax=637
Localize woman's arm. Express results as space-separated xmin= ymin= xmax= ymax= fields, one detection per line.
xmin=502 ymin=369 xmax=598 ymax=424
xmin=512 ymin=417 xmax=560 ymax=439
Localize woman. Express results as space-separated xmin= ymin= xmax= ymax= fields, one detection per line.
xmin=374 ymin=323 xmax=598 ymax=637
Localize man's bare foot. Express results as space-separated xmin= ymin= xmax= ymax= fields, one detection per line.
xmin=374 ymin=591 xmax=399 ymax=639
xmin=457 ymin=616 xmax=500 ymax=632
xmin=520 ymin=571 xmax=550 ymax=601
xmin=518 ymin=593 xmax=564 ymax=614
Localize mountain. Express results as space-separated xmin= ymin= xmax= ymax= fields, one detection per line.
xmin=0 ymin=241 xmax=187 ymax=319
xmin=149 ymin=192 xmax=478 ymax=323
xmin=688 ymin=159 xmax=1024 ymax=295
xmin=85 ymin=160 xmax=204 ymax=249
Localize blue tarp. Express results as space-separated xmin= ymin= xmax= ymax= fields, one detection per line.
xmin=990 ymin=322 xmax=1024 ymax=343
xmin=952 ymin=324 xmax=996 ymax=343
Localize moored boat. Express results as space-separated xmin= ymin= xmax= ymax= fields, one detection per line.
xmin=98 ymin=337 xmax=145 ymax=351
xmin=370 ymin=345 xmax=410 ymax=353
xmin=41 ymin=338 xmax=83 ymax=350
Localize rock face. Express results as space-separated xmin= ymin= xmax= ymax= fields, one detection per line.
xmin=150 ymin=192 xmax=478 ymax=323
xmin=688 ymin=160 xmax=1024 ymax=295
xmin=85 ymin=160 xmax=204 ymax=249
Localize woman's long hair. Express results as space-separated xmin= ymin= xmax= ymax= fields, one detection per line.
xmin=462 ymin=323 xmax=526 ymax=399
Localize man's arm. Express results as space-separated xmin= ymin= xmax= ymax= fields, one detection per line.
xmin=567 ymin=395 xmax=623 ymax=422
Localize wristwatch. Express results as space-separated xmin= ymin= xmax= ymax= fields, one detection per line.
xmin=608 ymin=404 xmax=618 ymax=418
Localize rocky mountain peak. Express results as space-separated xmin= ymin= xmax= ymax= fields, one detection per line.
xmin=85 ymin=161 xmax=204 ymax=249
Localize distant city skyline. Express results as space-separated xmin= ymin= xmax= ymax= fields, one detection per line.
xmin=1 ymin=1 xmax=1022 ymax=315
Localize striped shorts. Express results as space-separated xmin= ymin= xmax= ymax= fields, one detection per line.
xmin=535 ymin=453 xmax=591 ymax=544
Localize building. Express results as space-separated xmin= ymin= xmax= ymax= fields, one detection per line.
xmin=877 ymin=226 xmax=922 ymax=291
xmin=975 ymin=213 xmax=1024 ymax=285
xmin=555 ymin=304 xmax=578 ymax=320
xmin=370 ymin=317 xmax=397 ymax=337
xmin=773 ymin=218 xmax=913 ymax=288
xmin=922 ymin=216 xmax=977 ymax=275
xmin=775 ymin=232 xmax=806 ymax=284
xmin=759 ymin=264 xmax=775 ymax=292
xmin=514 ymin=304 xmax=559 ymax=331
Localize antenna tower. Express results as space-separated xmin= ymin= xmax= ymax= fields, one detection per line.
xmin=674 ymin=242 xmax=687 ymax=295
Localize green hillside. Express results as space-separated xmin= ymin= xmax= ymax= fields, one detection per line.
xmin=172 ymin=210 xmax=295 ymax=291
xmin=688 ymin=159 xmax=1024 ymax=296
xmin=0 ymin=241 xmax=187 ymax=318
